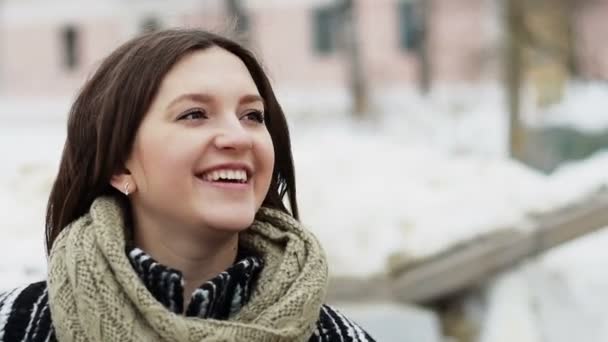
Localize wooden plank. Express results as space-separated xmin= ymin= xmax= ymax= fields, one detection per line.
xmin=327 ymin=191 xmax=608 ymax=304
xmin=533 ymin=194 xmax=608 ymax=251
xmin=327 ymin=275 xmax=393 ymax=303
xmin=390 ymin=230 xmax=525 ymax=303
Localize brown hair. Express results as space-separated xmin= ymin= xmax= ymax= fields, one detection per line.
xmin=45 ymin=29 xmax=299 ymax=254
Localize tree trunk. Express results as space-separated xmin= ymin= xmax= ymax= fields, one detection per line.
xmin=564 ymin=0 xmax=580 ymax=77
xmin=505 ymin=0 xmax=525 ymax=160
xmin=226 ymin=0 xmax=250 ymax=44
xmin=339 ymin=0 xmax=369 ymax=118
xmin=417 ymin=0 xmax=432 ymax=95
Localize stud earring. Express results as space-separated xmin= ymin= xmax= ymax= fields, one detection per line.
xmin=124 ymin=182 xmax=130 ymax=196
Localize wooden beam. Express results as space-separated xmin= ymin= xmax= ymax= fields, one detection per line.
xmin=327 ymin=191 xmax=608 ymax=304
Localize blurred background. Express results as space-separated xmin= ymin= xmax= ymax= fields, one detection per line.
xmin=1 ymin=0 xmax=608 ymax=341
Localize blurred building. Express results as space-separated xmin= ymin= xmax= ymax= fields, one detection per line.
xmin=0 ymin=0 xmax=606 ymax=99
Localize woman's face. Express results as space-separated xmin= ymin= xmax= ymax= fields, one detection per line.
xmin=123 ymin=47 xmax=274 ymax=237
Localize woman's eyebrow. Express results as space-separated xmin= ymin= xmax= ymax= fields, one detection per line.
xmin=239 ymin=94 xmax=264 ymax=107
xmin=166 ymin=93 xmax=264 ymax=110
xmin=166 ymin=93 xmax=214 ymax=110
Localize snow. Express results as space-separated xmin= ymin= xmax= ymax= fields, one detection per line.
xmin=334 ymin=302 xmax=442 ymax=342
xmin=533 ymin=82 xmax=608 ymax=132
xmin=0 ymin=87 xmax=607 ymax=341
xmin=0 ymin=122 xmax=64 ymax=290
xmin=547 ymin=149 xmax=608 ymax=202
xmin=478 ymin=267 xmax=544 ymax=342
xmin=290 ymin=84 xmax=608 ymax=276
xmin=293 ymin=122 xmax=554 ymax=276
xmin=534 ymin=229 xmax=608 ymax=341
xmin=478 ymin=231 xmax=608 ymax=342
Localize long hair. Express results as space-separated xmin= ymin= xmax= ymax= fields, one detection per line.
xmin=45 ymin=29 xmax=298 ymax=254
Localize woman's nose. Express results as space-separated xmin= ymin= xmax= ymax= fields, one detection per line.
xmin=213 ymin=120 xmax=254 ymax=151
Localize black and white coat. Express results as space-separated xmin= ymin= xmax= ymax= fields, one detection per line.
xmin=0 ymin=247 xmax=375 ymax=342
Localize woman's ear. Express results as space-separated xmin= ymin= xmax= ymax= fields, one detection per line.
xmin=110 ymin=170 xmax=137 ymax=196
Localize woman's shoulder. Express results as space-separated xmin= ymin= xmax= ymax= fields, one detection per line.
xmin=0 ymin=281 xmax=55 ymax=342
xmin=311 ymin=304 xmax=376 ymax=342
xmin=0 ymin=281 xmax=48 ymax=310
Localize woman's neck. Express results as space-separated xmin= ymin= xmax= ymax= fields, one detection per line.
xmin=133 ymin=223 xmax=239 ymax=311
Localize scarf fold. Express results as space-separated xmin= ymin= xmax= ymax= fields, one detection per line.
xmin=47 ymin=197 xmax=329 ymax=342
xmin=127 ymin=247 xmax=263 ymax=319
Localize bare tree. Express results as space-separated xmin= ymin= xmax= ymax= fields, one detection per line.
xmin=225 ymin=0 xmax=250 ymax=44
xmin=337 ymin=0 xmax=369 ymax=118
xmin=505 ymin=0 xmax=587 ymax=160
xmin=505 ymin=0 xmax=525 ymax=160
xmin=417 ymin=0 xmax=431 ymax=95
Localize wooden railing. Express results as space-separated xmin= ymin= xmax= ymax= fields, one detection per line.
xmin=328 ymin=190 xmax=608 ymax=304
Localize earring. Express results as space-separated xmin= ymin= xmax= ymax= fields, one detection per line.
xmin=124 ymin=182 xmax=130 ymax=196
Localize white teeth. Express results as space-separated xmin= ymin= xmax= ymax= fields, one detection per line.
xmin=200 ymin=169 xmax=248 ymax=183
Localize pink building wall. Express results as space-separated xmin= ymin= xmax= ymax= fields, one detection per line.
xmin=0 ymin=20 xmax=129 ymax=95
xmin=251 ymin=3 xmax=347 ymax=88
xmin=430 ymin=0 xmax=487 ymax=82
xmin=357 ymin=0 xmax=420 ymax=86
xmin=0 ymin=0 xmax=605 ymax=98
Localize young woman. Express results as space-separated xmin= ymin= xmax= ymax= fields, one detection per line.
xmin=0 ymin=30 xmax=375 ymax=341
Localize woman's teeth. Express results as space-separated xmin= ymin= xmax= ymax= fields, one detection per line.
xmin=201 ymin=169 xmax=248 ymax=183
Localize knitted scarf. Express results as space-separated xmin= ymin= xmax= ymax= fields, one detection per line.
xmin=47 ymin=197 xmax=329 ymax=342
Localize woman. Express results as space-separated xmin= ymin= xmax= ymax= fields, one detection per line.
xmin=0 ymin=29 xmax=375 ymax=341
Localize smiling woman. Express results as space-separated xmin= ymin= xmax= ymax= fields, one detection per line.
xmin=114 ymin=48 xmax=277 ymax=297
xmin=0 ymin=30 xmax=374 ymax=342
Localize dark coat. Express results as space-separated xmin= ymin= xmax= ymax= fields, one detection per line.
xmin=0 ymin=247 xmax=374 ymax=342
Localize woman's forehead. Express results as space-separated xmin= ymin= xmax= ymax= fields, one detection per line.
xmin=156 ymin=47 xmax=260 ymax=104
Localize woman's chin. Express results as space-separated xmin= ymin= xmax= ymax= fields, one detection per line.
xmin=199 ymin=210 xmax=256 ymax=233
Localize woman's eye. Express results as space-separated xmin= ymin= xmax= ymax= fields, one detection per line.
xmin=243 ymin=110 xmax=265 ymax=124
xmin=177 ymin=109 xmax=207 ymax=121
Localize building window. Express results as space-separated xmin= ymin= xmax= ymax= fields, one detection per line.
xmin=313 ymin=6 xmax=339 ymax=55
xmin=141 ymin=17 xmax=161 ymax=33
xmin=398 ymin=1 xmax=421 ymax=51
xmin=62 ymin=25 xmax=79 ymax=70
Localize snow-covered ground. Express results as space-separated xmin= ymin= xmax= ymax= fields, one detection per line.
xmin=1 ymin=83 xmax=607 ymax=340
xmin=0 ymin=122 xmax=65 ymax=288
xmin=532 ymin=82 xmax=608 ymax=132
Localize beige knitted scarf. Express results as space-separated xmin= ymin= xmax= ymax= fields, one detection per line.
xmin=47 ymin=197 xmax=329 ymax=342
